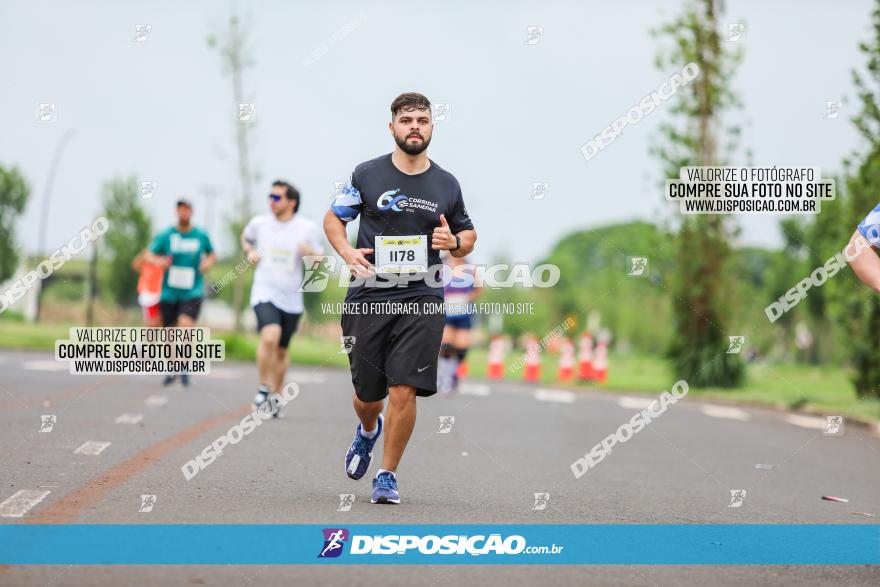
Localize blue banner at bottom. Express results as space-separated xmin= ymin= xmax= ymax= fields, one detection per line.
xmin=0 ymin=524 xmax=877 ymax=564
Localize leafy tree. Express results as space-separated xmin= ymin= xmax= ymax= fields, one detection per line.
xmin=652 ymin=0 xmax=745 ymax=387
xmin=0 ymin=165 xmax=30 ymax=282
xmin=776 ymin=185 xmax=853 ymax=365
xmin=99 ymin=176 xmax=152 ymax=306
xmin=497 ymin=220 xmax=791 ymax=359
xmin=543 ymin=221 xmax=674 ymax=352
xmin=838 ymin=0 xmax=880 ymax=396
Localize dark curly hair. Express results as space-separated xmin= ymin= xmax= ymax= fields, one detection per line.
xmin=390 ymin=92 xmax=431 ymax=120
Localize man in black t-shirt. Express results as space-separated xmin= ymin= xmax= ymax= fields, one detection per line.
xmin=324 ymin=92 xmax=477 ymax=504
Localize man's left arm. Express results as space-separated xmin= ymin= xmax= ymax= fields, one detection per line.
xmin=432 ymin=183 xmax=476 ymax=257
xmin=452 ymin=228 xmax=476 ymax=257
xmin=431 ymin=215 xmax=476 ymax=257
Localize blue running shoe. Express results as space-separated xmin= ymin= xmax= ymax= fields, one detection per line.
xmin=345 ymin=414 xmax=383 ymax=480
xmin=371 ymin=471 xmax=400 ymax=504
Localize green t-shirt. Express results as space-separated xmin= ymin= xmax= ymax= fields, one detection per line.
xmin=148 ymin=226 xmax=214 ymax=301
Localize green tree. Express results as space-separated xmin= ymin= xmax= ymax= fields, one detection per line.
xmin=839 ymin=0 xmax=880 ymax=396
xmin=99 ymin=176 xmax=152 ymax=306
xmin=543 ymin=221 xmax=674 ymax=353
xmin=653 ymin=0 xmax=745 ymax=387
xmin=775 ymin=185 xmax=853 ymax=365
xmin=0 ymin=165 xmax=30 ymax=283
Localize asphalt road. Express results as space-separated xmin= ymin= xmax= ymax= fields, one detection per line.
xmin=0 ymin=349 xmax=878 ymax=586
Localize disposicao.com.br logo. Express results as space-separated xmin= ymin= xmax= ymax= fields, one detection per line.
xmin=318 ymin=528 xmax=349 ymax=558
xmin=318 ymin=528 xmax=563 ymax=558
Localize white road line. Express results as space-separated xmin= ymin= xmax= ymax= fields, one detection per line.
xmin=145 ymin=395 xmax=168 ymax=407
xmin=22 ymin=360 xmax=66 ymax=371
xmin=209 ymin=370 xmax=249 ymax=380
xmin=701 ymin=405 xmax=751 ymax=421
xmin=460 ymin=383 xmax=491 ymax=396
xmin=617 ymin=397 xmax=657 ymax=410
xmin=74 ymin=441 xmax=111 ymax=456
xmin=534 ymin=388 xmax=576 ymax=403
xmin=115 ymin=413 xmax=144 ymax=424
xmin=288 ymin=372 xmax=327 ymax=384
xmin=785 ymin=414 xmax=827 ymax=430
xmin=0 ymin=490 xmax=51 ymax=518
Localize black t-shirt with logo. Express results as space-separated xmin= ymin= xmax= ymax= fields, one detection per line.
xmin=330 ymin=153 xmax=474 ymax=302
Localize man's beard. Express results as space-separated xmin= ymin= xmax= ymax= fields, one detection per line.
xmin=178 ymin=219 xmax=191 ymax=228
xmin=395 ymin=132 xmax=431 ymax=155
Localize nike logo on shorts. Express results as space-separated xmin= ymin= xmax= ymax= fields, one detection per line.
xmin=417 ymin=365 xmax=431 ymax=372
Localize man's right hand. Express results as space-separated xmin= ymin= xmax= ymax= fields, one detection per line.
xmin=246 ymin=249 xmax=261 ymax=266
xmin=341 ymin=246 xmax=374 ymax=278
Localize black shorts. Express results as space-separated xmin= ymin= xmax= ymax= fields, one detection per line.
xmin=254 ymin=302 xmax=302 ymax=348
xmin=341 ymin=296 xmax=446 ymax=402
xmin=159 ymin=298 xmax=202 ymax=327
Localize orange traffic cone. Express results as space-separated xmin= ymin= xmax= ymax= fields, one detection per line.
xmin=523 ymin=336 xmax=541 ymax=382
xmin=488 ymin=336 xmax=505 ymax=380
xmin=578 ymin=332 xmax=595 ymax=381
xmin=558 ymin=337 xmax=574 ymax=382
xmin=593 ymin=340 xmax=608 ymax=383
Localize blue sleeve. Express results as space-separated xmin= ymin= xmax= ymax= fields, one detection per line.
xmin=330 ymin=170 xmax=362 ymax=222
xmin=857 ymin=203 xmax=880 ymax=249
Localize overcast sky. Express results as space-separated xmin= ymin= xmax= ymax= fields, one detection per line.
xmin=0 ymin=0 xmax=872 ymax=263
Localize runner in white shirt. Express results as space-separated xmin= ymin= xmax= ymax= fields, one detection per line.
xmin=241 ymin=180 xmax=323 ymax=417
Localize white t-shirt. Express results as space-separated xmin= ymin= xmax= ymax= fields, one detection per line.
xmin=243 ymin=214 xmax=323 ymax=314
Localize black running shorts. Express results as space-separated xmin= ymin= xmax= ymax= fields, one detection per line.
xmin=341 ymin=296 xmax=446 ymax=402
xmin=159 ymin=297 xmax=202 ymax=327
xmin=254 ymin=302 xmax=302 ymax=349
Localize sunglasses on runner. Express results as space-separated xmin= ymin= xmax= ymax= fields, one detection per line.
xmin=268 ymin=194 xmax=283 ymax=202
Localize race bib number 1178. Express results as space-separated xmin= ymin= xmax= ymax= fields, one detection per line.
xmin=374 ymin=235 xmax=428 ymax=274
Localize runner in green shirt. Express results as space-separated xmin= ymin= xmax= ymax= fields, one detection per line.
xmin=144 ymin=199 xmax=216 ymax=386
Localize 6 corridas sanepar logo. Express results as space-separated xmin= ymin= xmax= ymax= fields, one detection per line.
xmin=377 ymin=189 xmax=438 ymax=214
xmin=317 ymin=528 xmax=564 ymax=558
